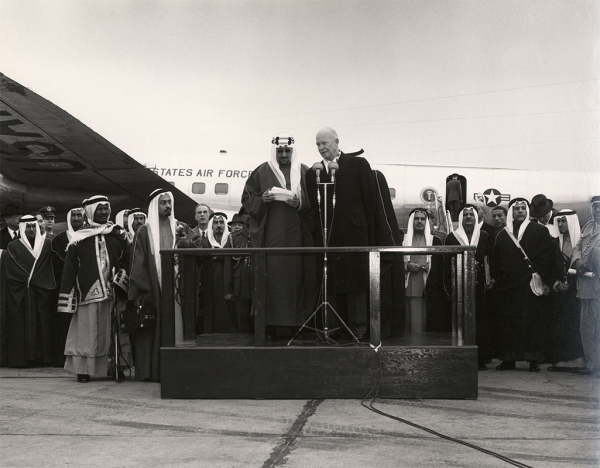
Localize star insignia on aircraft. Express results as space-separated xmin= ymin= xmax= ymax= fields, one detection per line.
xmin=482 ymin=188 xmax=509 ymax=207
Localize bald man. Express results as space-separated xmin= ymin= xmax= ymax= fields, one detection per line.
xmin=305 ymin=127 xmax=376 ymax=339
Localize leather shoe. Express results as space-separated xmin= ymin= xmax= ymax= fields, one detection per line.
xmin=77 ymin=374 xmax=90 ymax=383
xmin=478 ymin=364 xmax=488 ymax=371
xmin=529 ymin=361 xmax=540 ymax=372
xmin=495 ymin=361 xmax=516 ymax=371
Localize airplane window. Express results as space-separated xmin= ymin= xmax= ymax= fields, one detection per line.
xmin=192 ymin=182 xmax=206 ymax=194
xmin=215 ymin=183 xmax=229 ymax=195
xmin=389 ymin=188 xmax=396 ymax=200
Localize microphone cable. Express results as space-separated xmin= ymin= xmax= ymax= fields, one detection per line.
xmin=361 ymin=348 xmax=535 ymax=468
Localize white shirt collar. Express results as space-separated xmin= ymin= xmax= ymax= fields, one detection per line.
xmin=323 ymin=152 xmax=341 ymax=173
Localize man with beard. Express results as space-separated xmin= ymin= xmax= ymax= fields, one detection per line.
xmin=126 ymin=208 xmax=147 ymax=239
xmin=128 ymin=190 xmax=188 ymax=381
xmin=243 ymin=133 xmax=316 ymax=336
xmin=51 ymin=205 xmax=85 ymax=366
xmin=403 ymin=209 xmax=446 ymax=333
xmin=547 ymin=209 xmax=584 ymax=372
xmin=571 ymin=196 xmax=600 ymax=375
xmin=492 ymin=198 xmax=554 ymax=372
xmin=199 ymin=212 xmax=236 ymax=332
xmin=58 ymin=195 xmax=132 ymax=383
xmin=0 ymin=215 xmax=56 ymax=367
xmin=305 ymin=128 xmax=375 ymax=340
xmin=445 ymin=205 xmax=492 ymax=369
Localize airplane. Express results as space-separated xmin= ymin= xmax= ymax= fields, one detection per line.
xmin=0 ymin=73 xmax=197 ymax=228
xmin=153 ymin=157 xmax=599 ymax=232
xmin=2 ymin=72 xmax=598 ymax=235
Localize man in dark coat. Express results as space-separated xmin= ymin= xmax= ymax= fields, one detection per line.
xmin=59 ymin=195 xmax=132 ymax=382
xmin=445 ymin=174 xmax=462 ymax=222
xmin=128 ymin=189 xmax=191 ymax=381
xmin=242 ymin=134 xmax=316 ymax=334
xmin=445 ymin=205 xmax=492 ymax=369
xmin=305 ymin=128 xmax=376 ymax=338
xmin=0 ymin=203 xmax=24 ymax=249
xmin=223 ymin=214 xmax=253 ymax=333
xmin=199 ymin=212 xmax=236 ymax=333
xmin=403 ymin=208 xmax=447 ymax=333
xmin=492 ymin=198 xmax=554 ymax=372
xmin=0 ymin=215 xmax=56 ymax=367
xmin=548 ymin=210 xmax=584 ymax=371
xmin=373 ymin=170 xmax=405 ymax=338
xmin=50 ymin=205 xmax=85 ymax=366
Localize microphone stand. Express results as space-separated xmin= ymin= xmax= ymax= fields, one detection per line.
xmin=288 ymin=169 xmax=359 ymax=345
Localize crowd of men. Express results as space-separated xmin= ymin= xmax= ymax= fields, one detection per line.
xmin=1 ymin=127 xmax=599 ymax=383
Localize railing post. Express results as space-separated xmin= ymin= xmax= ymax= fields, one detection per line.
xmin=161 ymin=251 xmax=175 ymax=348
xmin=463 ymin=249 xmax=476 ymax=346
xmin=456 ymin=253 xmax=464 ymax=346
xmin=451 ymin=254 xmax=458 ymax=346
xmin=254 ymin=252 xmax=266 ymax=346
xmin=369 ymin=251 xmax=381 ymax=346
xmin=181 ymin=254 xmax=196 ymax=341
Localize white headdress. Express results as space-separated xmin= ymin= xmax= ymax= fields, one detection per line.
xmin=506 ymin=198 xmax=531 ymax=242
xmin=18 ymin=214 xmax=44 ymax=259
xmin=556 ymin=209 xmax=581 ymax=252
xmin=403 ymin=208 xmax=433 ymax=287
xmin=127 ymin=208 xmax=146 ymax=239
xmin=147 ymin=189 xmax=177 ymax=286
xmin=453 ymin=206 xmax=481 ymax=247
xmin=269 ymin=133 xmax=302 ymax=206
xmin=65 ymin=206 xmax=84 ymax=242
xmin=207 ymin=213 xmax=230 ymax=248
xmin=68 ymin=195 xmax=115 ymax=246
xmin=115 ymin=209 xmax=128 ymax=229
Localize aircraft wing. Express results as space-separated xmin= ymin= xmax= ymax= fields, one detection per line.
xmin=0 ymin=73 xmax=197 ymax=224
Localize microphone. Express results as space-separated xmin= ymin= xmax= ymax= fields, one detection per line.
xmin=328 ymin=161 xmax=339 ymax=183
xmin=312 ymin=162 xmax=324 ymax=184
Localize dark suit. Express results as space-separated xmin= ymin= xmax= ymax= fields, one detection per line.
xmin=0 ymin=228 xmax=18 ymax=250
xmin=492 ymin=222 xmax=554 ymax=362
xmin=305 ymin=152 xmax=376 ymax=335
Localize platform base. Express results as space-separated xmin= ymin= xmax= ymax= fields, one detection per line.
xmin=161 ymin=336 xmax=477 ymax=399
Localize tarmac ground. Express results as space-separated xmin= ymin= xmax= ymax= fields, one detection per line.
xmin=1 ymin=359 xmax=598 ymax=468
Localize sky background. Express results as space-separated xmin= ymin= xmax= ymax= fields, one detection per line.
xmin=1 ymin=0 xmax=598 ymax=172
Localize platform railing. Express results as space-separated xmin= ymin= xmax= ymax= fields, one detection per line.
xmin=159 ymin=245 xmax=476 ymax=349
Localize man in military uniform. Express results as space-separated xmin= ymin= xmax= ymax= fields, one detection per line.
xmin=39 ymin=206 xmax=57 ymax=240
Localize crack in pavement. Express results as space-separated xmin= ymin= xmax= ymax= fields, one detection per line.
xmin=262 ymin=399 xmax=323 ymax=467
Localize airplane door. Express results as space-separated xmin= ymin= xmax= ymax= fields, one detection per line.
xmin=445 ymin=173 xmax=467 ymax=221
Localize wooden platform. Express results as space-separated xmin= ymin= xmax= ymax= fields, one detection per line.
xmin=161 ymin=333 xmax=478 ymax=399
xmin=159 ymin=247 xmax=479 ymax=400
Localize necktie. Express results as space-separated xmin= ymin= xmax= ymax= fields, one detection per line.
xmin=202 ymin=231 xmax=206 ymax=239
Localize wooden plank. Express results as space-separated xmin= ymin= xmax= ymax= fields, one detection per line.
xmin=160 ymin=345 xmax=477 ymax=399
xmin=161 ymin=252 xmax=175 ymax=347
